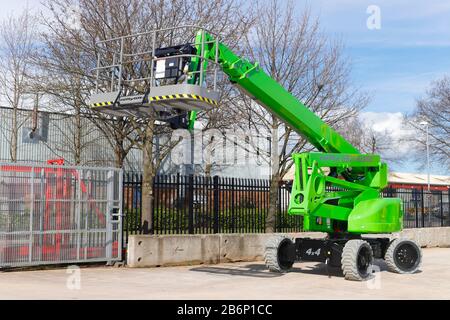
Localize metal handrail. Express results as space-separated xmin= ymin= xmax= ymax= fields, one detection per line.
xmin=92 ymin=26 xmax=220 ymax=95
xmin=95 ymin=25 xmax=219 ymax=45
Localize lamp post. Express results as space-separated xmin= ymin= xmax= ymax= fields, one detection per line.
xmin=419 ymin=121 xmax=430 ymax=191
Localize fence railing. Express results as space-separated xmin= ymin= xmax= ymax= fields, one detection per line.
xmin=123 ymin=174 xmax=301 ymax=243
xmin=387 ymin=188 xmax=450 ymax=229
xmin=0 ymin=162 xmax=123 ymax=268
xmin=122 ymin=173 xmax=450 ymax=245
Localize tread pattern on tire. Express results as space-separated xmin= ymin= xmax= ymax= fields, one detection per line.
xmin=264 ymin=235 xmax=292 ymax=273
xmin=384 ymin=238 xmax=422 ymax=274
xmin=341 ymin=239 xmax=373 ymax=281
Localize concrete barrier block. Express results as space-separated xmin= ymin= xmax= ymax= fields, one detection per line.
xmin=218 ymin=232 xmax=326 ymax=263
xmin=442 ymin=228 xmax=450 ymax=248
xmin=401 ymin=229 xmax=422 ymax=245
xmin=127 ymin=235 xmax=158 ymax=267
xmin=438 ymin=228 xmax=450 ymax=247
xmin=396 ymin=227 xmax=450 ymax=248
xmin=127 ymin=234 xmax=220 ymax=267
xmin=428 ymin=228 xmax=438 ymax=247
xmin=159 ymin=234 xmax=220 ymax=266
xmin=426 ymin=227 xmax=450 ymax=248
xmin=127 ymin=228 xmax=450 ymax=268
xmin=444 ymin=228 xmax=450 ymax=247
xmin=219 ymin=234 xmax=268 ymax=263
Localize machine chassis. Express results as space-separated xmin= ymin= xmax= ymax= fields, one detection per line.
xmin=265 ymin=234 xmax=422 ymax=281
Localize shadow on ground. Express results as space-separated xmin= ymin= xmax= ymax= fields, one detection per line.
xmin=190 ymin=259 xmax=392 ymax=279
xmin=190 ymin=262 xmax=345 ymax=278
xmin=190 ymin=263 xmax=282 ymax=278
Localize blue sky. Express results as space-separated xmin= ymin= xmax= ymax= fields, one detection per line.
xmin=1 ymin=0 xmax=449 ymax=174
xmin=303 ymin=0 xmax=450 ymax=174
xmin=305 ymin=0 xmax=450 ymax=114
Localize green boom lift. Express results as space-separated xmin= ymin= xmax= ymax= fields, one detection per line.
xmin=90 ymin=26 xmax=422 ymax=280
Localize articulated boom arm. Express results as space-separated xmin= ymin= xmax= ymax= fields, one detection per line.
xmin=194 ymin=32 xmax=358 ymax=155
xmin=193 ymin=31 xmax=401 ymax=235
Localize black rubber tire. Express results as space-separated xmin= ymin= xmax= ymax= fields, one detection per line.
xmin=341 ymin=239 xmax=373 ymax=281
xmin=264 ymin=235 xmax=295 ymax=273
xmin=385 ymin=238 xmax=422 ymax=274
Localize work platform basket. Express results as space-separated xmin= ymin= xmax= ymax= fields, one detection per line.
xmin=89 ymin=26 xmax=221 ymax=119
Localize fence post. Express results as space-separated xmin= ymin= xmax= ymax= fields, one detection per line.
xmin=421 ymin=187 xmax=425 ymax=228
xmin=28 ymin=166 xmax=35 ymax=263
xmin=118 ymin=169 xmax=124 ymax=260
xmin=76 ymin=169 xmax=82 ymax=260
xmin=213 ymin=176 xmax=219 ymax=233
xmin=440 ymin=191 xmax=444 ymax=227
xmin=105 ymin=170 xmax=114 ymax=261
xmin=448 ymin=190 xmax=450 ymax=227
xmin=188 ymin=175 xmax=194 ymax=234
xmin=151 ymin=175 xmax=156 ymax=235
xmin=276 ymin=182 xmax=282 ymax=233
xmin=122 ymin=172 xmax=127 ymax=249
xmin=39 ymin=168 xmax=45 ymax=261
xmin=176 ymin=173 xmax=180 ymax=233
xmin=414 ymin=189 xmax=418 ymax=228
xmin=231 ymin=178 xmax=235 ymax=233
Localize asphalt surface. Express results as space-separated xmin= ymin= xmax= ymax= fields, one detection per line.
xmin=0 ymin=248 xmax=449 ymax=300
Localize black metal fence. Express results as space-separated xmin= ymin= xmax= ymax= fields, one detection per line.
xmin=122 ymin=174 xmax=300 ymax=242
xmin=385 ymin=187 xmax=450 ymax=229
xmin=122 ymin=173 xmax=450 ymax=244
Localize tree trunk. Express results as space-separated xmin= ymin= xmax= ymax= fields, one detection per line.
xmin=74 ymin=107 xmax=82 ymax=165
xmin=141 ymin=122 xmax=155 ymax=234
xmin=10 ymin=106 xmax=18 ymax=162
xmin=266 ymin=174 xmax=280 ymax=233
xmin=205 ymin=163 xmax=212 ymax=177
xmin=266 ymin=117 xmax=280 ymax=233
xmin=114 ymin=138 xmax=126 ymax=168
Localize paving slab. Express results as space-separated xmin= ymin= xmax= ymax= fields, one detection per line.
xmin=0 ymin=248 xmax=449 ymax=300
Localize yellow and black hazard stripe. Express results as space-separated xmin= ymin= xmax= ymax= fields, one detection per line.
xmin=148 ymin=94 xmax=218 ymax=106
xmin=91 ymin=101 xmax=114 ymax=108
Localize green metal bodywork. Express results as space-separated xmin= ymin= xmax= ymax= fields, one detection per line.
xmin=191 ymin=30 xmax=403 ymax=235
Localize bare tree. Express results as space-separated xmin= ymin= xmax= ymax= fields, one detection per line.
xmin=234 ymin=0 xmax=368 ymax=232
xmin=126 ymin=0 xmax=255 ymax=234
xmin=32 ymin=0 xmax=135 ymax=166
xmin=36 ymin=0 xmax=254 ymax=233
xmin=0 ymin=9 xmax=37 ymax=161
xmin=336 ymin=116 xmax=365 ymax=150
xmin=406 ymin=76 xmax=450 ymax=171
xmin=337 ymin=116 xmax=401 ymax=166
xmin=361 ymin=126 xmax=393 ymax=155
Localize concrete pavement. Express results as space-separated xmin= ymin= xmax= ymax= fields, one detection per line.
xmin=0 ymin=248 xmax=449 ymax=300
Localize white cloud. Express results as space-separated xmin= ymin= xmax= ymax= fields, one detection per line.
xmin=359 ymin=111 xmax=416 ymax=157
xmin=361 ymin=111 xmax=405 ymax=134
xmin=359 ymin=111 xmax=447 ymax=174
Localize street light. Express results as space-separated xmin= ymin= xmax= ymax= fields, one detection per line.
xmin=419 ymin=121 xmax=430 ymax=191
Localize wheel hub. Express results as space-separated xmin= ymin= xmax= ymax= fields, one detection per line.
xmin=357 ymin=246 xmax=372 ymax=276
xmin=277 ymin=239 xmax=295 ymax=270
xmin=394 ymin=243 xmax=419 ymax=272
